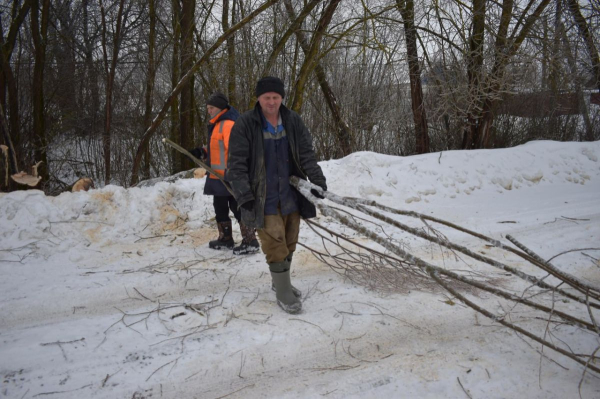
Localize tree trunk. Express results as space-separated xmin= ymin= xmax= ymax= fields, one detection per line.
xmin=462 ymin=0 xmax=486 ymax=149
xmin=222 ymin=0 xmax=237 ymax=105
xmin=82 ymin=0 xmax=101 ymax=181
xmin=0 ymin=0 xmax=31 ymax=177
xmin=142 ymin=0 xmax=157 ymax=180
xmin=178 ymin=0 xmax=195 ymax=173
xmin=566 ymin=0 xmax=600 ymax=93
xmin=465 ymin=0 xmax=551 ymax=149
xmin=477 ymin=0 xmax=513 ymax=149
xmin=559 ymin=15 xmax=594 ymax=141
xmin=100 ymin=0 xmax=126 ymax=185
xmin=0 ymin=102 xmax=18 ymax=177
xmin=547 ymin=3 xmax=562 ymax=139
xmin=283 ymin=0 xmax=352 ymax=157
xmin=287 ymin=0 xmax=340 ymax=113
xmin=397 ymin=0 xmax=430 ymax=154
xmin=30 ymin=0 xmax=50 ymax=184
xmin=168 ymin=0 xmax=181 ymax=176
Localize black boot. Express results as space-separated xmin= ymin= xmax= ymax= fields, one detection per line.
xmin=209 ymin=221 xmax=234 ymax=250
xmin=271 ymin=252 xmax=301 ymax=298
xmin=233 ymin=223 xmax=260 ymax=255
xmin=269 ymin=260 xmax=302 ymax=314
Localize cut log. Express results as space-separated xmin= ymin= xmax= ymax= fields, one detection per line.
xmin=11 ymin=171 xmax=41 ymax=187
xmin=193 ymin=168 xmax=206 ymax=179
xmin=72 ymin=177 xmax=95 ymax=192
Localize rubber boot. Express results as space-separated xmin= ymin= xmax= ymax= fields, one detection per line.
xmin=209 ymin=221 xmax=234 ymax=250
xmin=233 ymin=223 xmax=260 ymax=255
xmin=271 ymin=252 xmax=301 ymax=298
xmin=269 ymin=260 xmax=302 ymax=314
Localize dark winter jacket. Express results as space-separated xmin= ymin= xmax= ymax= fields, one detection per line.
xmin=203 ymin=106 xmax=239 ymax=196
xmin=226 ymin=103 xmax=327 ymax=229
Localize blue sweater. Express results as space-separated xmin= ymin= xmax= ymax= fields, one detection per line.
xmin=261 ymin=112 xmax=298 ymax=215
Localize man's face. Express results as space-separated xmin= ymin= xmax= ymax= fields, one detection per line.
xmin=207 ymin=105 xmax=221 ymax=118
xmin=257 ymin=92 xmax=283 ymax=119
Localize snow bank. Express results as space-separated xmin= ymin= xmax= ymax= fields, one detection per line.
xmin=322 ymin=140 xmax=600 ymax=204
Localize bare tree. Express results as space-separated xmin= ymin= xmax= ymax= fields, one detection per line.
xmin=396 ymin=0 xmax=430 ymax=154
xmin=177 ymin=0 xmax=195 ymax=173
xmin=99 ymin=0 xmax=127 ymax=184
xmin=30 ymin=0 xmax=51 ymax=183
xmin=565 ymin=0 xmax=600 ymax=93
xmin=130 ymin=0 xmax=280 ymax=185
xmin=282 ymin=0 xmax=353 ymax=158
xmin=2 ymin=0 xmax=597 ymax=192
xmin=222 ymin=0 xmax=237 ymax=104
xmin=139 ymin=0 xmax=158 ymax=180
xmin=462 ymin=0 xmax=553 ymax=149
xmin=0 ymin=0 xmax=31 ymax=184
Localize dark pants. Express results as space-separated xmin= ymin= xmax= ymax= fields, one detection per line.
xmin=214 ymin=195 xmax=241 ymax=223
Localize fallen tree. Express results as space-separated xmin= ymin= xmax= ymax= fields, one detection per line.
xmin=291 ymin=177 xmax=600 ymax=378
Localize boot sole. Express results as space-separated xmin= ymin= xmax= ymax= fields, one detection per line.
xmin=209 ymin=244 xmax=234 ymax=250
xmin=276 ymin=299 xmax=302 ymax=314
xmin=233 ymin=247 xmax=260 ymax=255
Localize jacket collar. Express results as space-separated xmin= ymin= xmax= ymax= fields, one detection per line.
xmin=210 ymin=106 xmax=240 ymax=124
xmin=210 ymin=108 xmax=228 ymax=124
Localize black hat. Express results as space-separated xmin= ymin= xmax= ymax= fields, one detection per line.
xmin=206 ymin=92 xmax=228 ymax=109
xmin=255 ymin=76 xmax=285 ymax=98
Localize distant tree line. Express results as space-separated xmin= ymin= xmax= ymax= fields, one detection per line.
xmin=0 ymin=0 xmax=598 ymax=193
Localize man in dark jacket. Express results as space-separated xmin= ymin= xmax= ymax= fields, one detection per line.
xmin=192 ymin=92 xmax=259 ymax=254
xmin=226 ymin=77 xmax=327 ymax=314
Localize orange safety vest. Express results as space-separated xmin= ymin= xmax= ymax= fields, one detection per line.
xmin=209 ymin=109 xmax=235 ymax=180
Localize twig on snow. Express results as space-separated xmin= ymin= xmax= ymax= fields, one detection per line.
xmin=238 ymin=352 xmax=246 ymax=378
xmin=213 ymin=384 xmax=256 ymax=399
xmin=457 ymin=377 xmax=473 ymax=399
xmin=547 ymin=248 xmax=600 ymax=263
xmin=290 ymin=318 xmax=327 ymax=335
xmin=145 ymin=356 xmax=181 ymax=382
xmin=40 ymin=338 xmax=85 ymax=361
xmin=101 ymin=368 xmax=122 ymax=388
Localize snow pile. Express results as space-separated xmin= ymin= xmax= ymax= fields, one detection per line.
xmin=323 ymin=141 xmax=599 ymax=205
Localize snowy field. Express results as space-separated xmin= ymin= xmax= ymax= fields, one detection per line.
xmin=1 ymin=140 xmax=599 ymax=398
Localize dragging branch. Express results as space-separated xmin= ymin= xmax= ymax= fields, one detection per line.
xmin=291 ymin=177 xmax=600 ymax=376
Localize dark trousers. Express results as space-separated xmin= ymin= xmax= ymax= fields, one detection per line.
xmin=214 ymin=195 xmax=241 ymax=223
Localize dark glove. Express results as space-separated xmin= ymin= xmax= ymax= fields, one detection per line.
xmin=311 ymin=183 xmax=327 ymax=199
xmin=189 ymin=147 xmax=207 ymax=161
xmin=241 ymin=200 xmax=255 ymax=212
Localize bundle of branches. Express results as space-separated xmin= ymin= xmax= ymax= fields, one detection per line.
xmin=291 ymin=177 xmax=600 ymax=377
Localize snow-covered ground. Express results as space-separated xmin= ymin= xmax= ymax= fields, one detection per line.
xmin=1 ymin=140 xmax=599 ymax=398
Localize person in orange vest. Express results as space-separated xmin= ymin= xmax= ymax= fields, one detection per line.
xmin=192 ymin=92 xmax=259 ymax=254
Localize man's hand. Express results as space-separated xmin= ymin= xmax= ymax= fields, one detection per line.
xmin=241 ymin=200 xmax=255 ymax=212
xmin=189 ymin=147 xmax=207 ymax=161
xmin=311 ymin=183 xmax=327 ymax=199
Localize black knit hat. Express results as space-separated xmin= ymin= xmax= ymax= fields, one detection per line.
xmin=255 ymin=76 xmax=285 ymax=98
xmin=206 ymin=92 xmax=228 ymax=109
